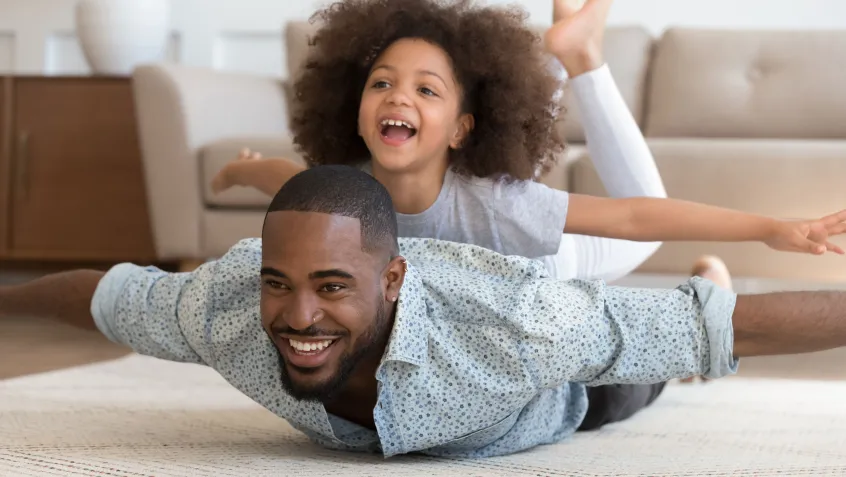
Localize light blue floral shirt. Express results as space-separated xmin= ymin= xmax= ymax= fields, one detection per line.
xmin=91 ymin=237 xmax=738 ymax=458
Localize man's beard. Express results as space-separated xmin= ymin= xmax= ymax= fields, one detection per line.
xmin=275 ymin=300 xmax=392 ymax=403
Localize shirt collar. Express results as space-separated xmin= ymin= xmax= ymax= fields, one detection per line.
xmin=379 ymin=264 xmax=428 ymax=367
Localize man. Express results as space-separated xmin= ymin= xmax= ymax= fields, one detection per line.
xmin=1 ymin=166 xmax=843 ymax=458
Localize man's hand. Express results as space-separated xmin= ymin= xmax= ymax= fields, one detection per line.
xmin=543 ymin=0 xmax=614 ymax=77
xmin=764 ymin=210 xmax=846 ymax=255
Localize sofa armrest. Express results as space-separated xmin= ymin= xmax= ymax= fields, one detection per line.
xmin=132 ymin=64 xmax=289 ymax=260
xmin=538 ymin=144 xmax=587 ymax=191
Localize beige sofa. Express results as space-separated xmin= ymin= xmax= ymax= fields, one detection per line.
xmin=132 ymin=24 xmax=846 ymax=281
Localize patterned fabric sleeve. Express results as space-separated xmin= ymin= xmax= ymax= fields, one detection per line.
xmin=91 ymin=239 xmax=263 ymax=366
xmin=519 ymin=276 xmax=739 ymax=388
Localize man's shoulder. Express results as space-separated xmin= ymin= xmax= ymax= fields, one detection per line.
xmin=398 ymin=237 xmax=549 ymax=280
xmin=216 ymin=238 xmax=263 ymax=267
xmin=229 ymin=237 xmax=263 ymax=253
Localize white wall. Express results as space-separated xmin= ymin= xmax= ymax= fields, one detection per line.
xmin=1 ymin=0 xmax=845 ymax=77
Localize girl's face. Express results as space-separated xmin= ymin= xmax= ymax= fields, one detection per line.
xmin=358 ymin=38 xmax=473 ymax=175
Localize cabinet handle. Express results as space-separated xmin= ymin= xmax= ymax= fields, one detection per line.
xmin=16 ymin=130 xmax=29 ymax=201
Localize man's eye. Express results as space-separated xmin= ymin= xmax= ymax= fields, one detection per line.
xmin=265 ymin=280 xmax=287 ymax=290
xmin=321 ymin=284 xmax=345 ymax=292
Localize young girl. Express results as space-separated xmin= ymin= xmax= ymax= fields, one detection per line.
xmin=213 ymin=0 xmax=845 ymax=420
xmin=213 ymin=0 xmax=845 ymax=285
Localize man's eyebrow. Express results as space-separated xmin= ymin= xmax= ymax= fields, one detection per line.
xmin=260 ymin=267 xmax=286 ymax=278
xmin=309 ymin=269 xmax=355 ymax=280
xmin=258 ymin=268 xmax=354 ymax=280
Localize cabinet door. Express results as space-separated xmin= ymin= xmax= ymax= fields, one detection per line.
xmin=9 ymin=78 xmax=156 ymax=261
xmin=0 ymin=77 xmax=9 ymax=256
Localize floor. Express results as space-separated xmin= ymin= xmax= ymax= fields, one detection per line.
xmin=2 ymin=270 xmax=846 ymax=381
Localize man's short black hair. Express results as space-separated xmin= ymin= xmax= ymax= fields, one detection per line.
xmin=265 ymin=165 xmax=399 ymax=255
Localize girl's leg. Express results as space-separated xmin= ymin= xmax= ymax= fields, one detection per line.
xmin=563 ymin=64 xmax=665 ymax=281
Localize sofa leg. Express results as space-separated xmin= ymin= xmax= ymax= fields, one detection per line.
xmin=178 ymin=260 xmax=206 ymax=273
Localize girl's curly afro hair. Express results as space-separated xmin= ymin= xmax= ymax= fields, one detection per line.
xmin=291 ymin=0 xmax=565 ymax=181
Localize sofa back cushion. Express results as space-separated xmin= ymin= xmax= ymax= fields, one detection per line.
xmin=284 ymin=21 xmax=319 ymax=80
xmin=558 ymin=26 xmax=653 ymax=142
xmin=646 ymin=28 xmax=846 ymax=139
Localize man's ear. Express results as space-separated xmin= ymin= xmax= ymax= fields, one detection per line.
xmin=383 ymin=256 xmax=408 ymax=303
xmin=449 ymin=113 xmax=475 ymax=150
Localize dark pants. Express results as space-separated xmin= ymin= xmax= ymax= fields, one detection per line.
xmin=577 ymin=382 xmax=667 ymax=431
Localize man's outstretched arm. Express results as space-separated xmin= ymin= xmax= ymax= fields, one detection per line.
xmin=0 ymin=240 xmax=263 ymax=365
xmin=733 ymin=291 xmax=846 ymax=357
xmin=527 ymin=275 xmax=846 ymax=389
xmin=0 ymin=263 xmax=210 ymax=364
xmin=0 ymin=270 xmax=104 ymax=330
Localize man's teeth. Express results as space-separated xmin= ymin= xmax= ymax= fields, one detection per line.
xmin=289 ymin=339 xmax=334 ymax=352
xmin=380 ymin=119 xmax=415 ymax=129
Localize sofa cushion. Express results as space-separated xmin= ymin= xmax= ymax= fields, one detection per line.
xmin=284 ymin=21 xmax=319 ymax=80
xmin=201 ymin=209 xmax=267 ymax=257
xmin=537 ymin=144 xmax=586 ymax=191
xmin=647 ymin=28 xmax=846 ymax=138
xmin=557 ymin=26 xmax=654 ymax=143
xmin=201 ymin=137 xmax=306 ymax=208
xmin=569 ymin=138 xmax=846 ymax=281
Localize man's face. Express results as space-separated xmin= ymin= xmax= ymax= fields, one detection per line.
xmin=260 ymin=211 xmax=397 ymax=402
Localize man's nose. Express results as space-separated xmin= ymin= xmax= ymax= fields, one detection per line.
xmin=284 ymin=293 xmax=323 ymax=331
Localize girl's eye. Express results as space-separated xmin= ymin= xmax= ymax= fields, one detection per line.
xmin=373 ymin=80 xmax=390 ymax=89
xmin=420 ymin=87 xmax=436 ymax=96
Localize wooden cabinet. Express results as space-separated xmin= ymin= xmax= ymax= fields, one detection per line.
xmin=0 ymin=77 xmax=156 ymax=263
xmin=0 ymin=78 xmax=9 ymax=255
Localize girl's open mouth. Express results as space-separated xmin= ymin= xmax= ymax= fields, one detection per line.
xmin=380 ymin=119 xmax=417 ymax=145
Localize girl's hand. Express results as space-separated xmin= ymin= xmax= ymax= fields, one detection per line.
xmin=211 ymin=148 xmax=263 ymax=194
xmin=764 ymin=210 xmax=846 ymax=255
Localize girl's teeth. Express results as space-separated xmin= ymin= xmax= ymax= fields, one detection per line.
xmin=382 ymin=119 xmax=413 ymax=129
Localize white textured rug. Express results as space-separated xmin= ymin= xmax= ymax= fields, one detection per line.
xmin=2 ymin=355 xmax=846 ymax=476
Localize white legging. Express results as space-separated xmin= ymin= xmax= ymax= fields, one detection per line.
xmin=551 ymin=234 xmax=662 ymax=282
xmin=548 ymin=63 xmax=666 ymax=282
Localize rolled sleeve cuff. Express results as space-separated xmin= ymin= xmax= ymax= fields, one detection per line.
xmin=691 ymin=277 xmax=740 ymax=379
xmin=90 ymin=263 xmax=143 ymax=344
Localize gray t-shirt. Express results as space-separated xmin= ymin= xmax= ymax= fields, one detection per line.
xmin=364 ymin=164 xmax=570 ymax=261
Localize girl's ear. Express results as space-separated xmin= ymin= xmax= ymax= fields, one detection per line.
xmin=450 ymin=113 xmax=475 ymax=149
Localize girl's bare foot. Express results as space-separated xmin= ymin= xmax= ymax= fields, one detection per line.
xmin=691 ymin=255 xmax=733 ymax=290
xmin=680 ymin=255 xmax=733 ymax=383
xmin=211 ymin=148 xmax=263 ymax=194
